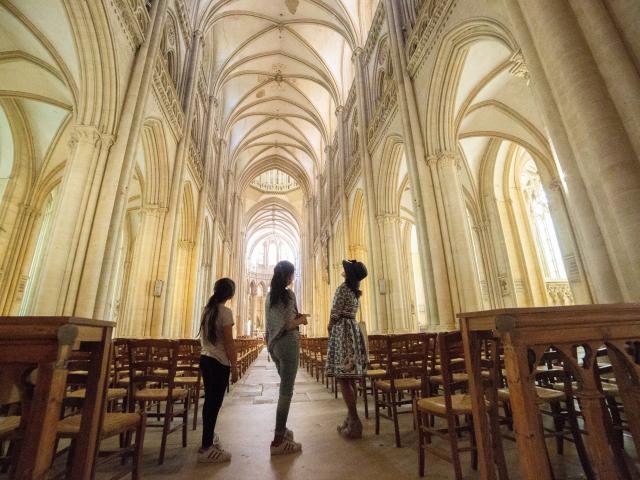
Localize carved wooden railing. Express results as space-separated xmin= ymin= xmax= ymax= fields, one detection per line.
xmin=459 ymin=304 xmax=640 ymax=480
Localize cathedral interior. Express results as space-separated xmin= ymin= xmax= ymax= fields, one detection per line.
xmin=0 ymin=0 xmax=639 ymax=478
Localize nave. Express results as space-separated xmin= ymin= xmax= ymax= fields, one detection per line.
xmin=83 ymin=347 xmax=586 ymax=480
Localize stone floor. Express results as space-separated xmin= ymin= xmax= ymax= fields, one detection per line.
xmin=92 ymin=348 xmax=589 ymax=480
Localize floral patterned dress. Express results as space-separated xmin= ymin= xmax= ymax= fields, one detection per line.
xmin=325 ymin=283 xmax=368 ymax=378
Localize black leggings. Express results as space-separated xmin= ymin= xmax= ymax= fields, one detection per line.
xmin=200 ymin=355 xmax=230 ymax=448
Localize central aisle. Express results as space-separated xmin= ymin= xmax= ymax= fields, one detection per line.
xmin=136 ymin=347 xmax=462 ymax=480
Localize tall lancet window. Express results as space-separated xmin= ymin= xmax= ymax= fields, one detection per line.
xmin=520 ymin=159 xmax=567 ymax=281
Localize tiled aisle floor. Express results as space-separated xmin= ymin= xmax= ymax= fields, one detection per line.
xmin=97 ymin=348 xmax=586 ymax=480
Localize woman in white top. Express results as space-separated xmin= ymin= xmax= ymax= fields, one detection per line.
xmin=197 ymin=278 xmax=238 ymax=463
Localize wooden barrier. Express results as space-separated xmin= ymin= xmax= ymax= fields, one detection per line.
xmin=459 ymin=304 xmax=640 ymax=480
xmin=0 ymin=316 xmax=113 ymax=480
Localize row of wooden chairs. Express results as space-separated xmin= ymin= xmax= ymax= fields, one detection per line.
xmin=0 ymin=336 xmax=264 ymax=478
xmin=300 ymin=331 xmax=627 ymax=479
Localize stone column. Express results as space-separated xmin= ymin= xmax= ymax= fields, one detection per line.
xmin=511 ymin=0 xmax=640 ymax=300
xmin=335 ymin=106 xmax=351 ymax=255
xmin=377 ymin=214 xmax=410 ymax=332
xmin=87 ymin=0 xmax=169 ymax=318
xmin=152 ymin=30 xmax=204 ymax=337
xmin=190 ymin=95 xmax=218 ymax=325
xmin=432 ymin=151 xmax=481 ymax=312
xmin=568 ymin=0 xmax=640 ymax=160
xmin=500 ymin=6 xmax=622 ymax=304
xmin=384 ymin=0 xmax=454 ymax=328
xmin=353 ymin=47 xmax=385 ymax=334
xmin=543 ymin=178 xmax=591 ymax=304
xmin=33 ymin=125 xmax=103 ymax=315
xmin=124 ymin=205 xmax=167 ymax=337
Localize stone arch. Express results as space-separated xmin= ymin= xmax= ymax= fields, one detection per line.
xmin=376 ymin=135 xmax=404 ymax=215
xmin=140 ymin=119 xmax=170 ymax=208
xmin=425 ymin=17 xmax=519 ymax=153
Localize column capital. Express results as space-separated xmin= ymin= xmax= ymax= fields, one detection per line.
xmin=352 ymin=46 xmax=364 ymax=62
xmin=546 ymin=177 xmax=564 ymax=193
xmin=193 ymin=29 xmax=204 ymax=42
xmin=427 ymin=150 xmax=460 ymax=169
xmin=70 ymin=124 xmax=102 ymax=148
xmin=335 ymin=105 xmax=344 ymax=115
xmin=100 ymin=133 xmax=116 ymax=149
xmin=508 ymin=50 xmax=530 ymax=84
xmin=142 ymin=204 xmax=168 ymax=217
xmin=376 ymin=213 xmax=400 ymax=225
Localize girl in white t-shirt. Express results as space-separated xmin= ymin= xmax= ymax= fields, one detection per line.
xmin=197 ymin=278 xmax=238 ymax=463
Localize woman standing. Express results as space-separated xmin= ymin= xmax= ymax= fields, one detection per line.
xmin=326 ymin=260 xmax=369 ymax=438
xmin=197 ymin=278 xmax=238 ymax=463
xmin=265 ymin=260 xmax=308 ymax=455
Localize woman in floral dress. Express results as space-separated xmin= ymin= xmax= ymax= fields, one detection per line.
xmin=326 ymin=260 xmax=368 ymax=438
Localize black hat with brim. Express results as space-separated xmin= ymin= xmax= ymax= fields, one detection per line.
xmin=342 ymin=259 xmax=368 ymax=281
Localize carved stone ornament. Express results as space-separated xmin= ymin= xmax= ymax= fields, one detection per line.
xmin=508 ymin=50 xmax=530 ymax=84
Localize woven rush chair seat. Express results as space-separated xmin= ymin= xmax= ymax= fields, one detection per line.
xmin=375 ymin=378 xmax=422 ymax=391
xmin=134 ymin=388 xmax=187 ymax=402
xmin=0 ymin=416 xmax=20 ymax=437
xmin=58 ymin=413 xmax=143 ymax=438
xmin=497 ymin=386 xmax=564 ymax=404
xmin=366 ymin=369 xmax=386 ymax=378
xmin=67 ymin=388 xmax=127 ymax=401
xmin=417 ymin=393 xmax=473 ymax=416
xmin=174 ymin=376 xmax=200 ymax=385
xmin=551 ymin=381 xmax=619 ymax=397
xmin=430 ymin=373 xmax=469 ymax=385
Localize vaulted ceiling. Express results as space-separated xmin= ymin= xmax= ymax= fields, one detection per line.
xmin=198 ymin=0 xmax=378 ymax=193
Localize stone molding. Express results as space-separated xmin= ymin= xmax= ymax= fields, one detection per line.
xmin=175 ymin=0 xmax=192 ymax=47
xmin=187 ymin=139 xmax=204 ymax=188
xmin=363 ymin=3 xmax=385 ymax=64
xmin=110 ymin=0 xmax=149 ymax=49
xmin=508 ymin=50 xmax=530 ymax=84
xmin=153 ymin=53 xmax=185 ymax=138
xmin=367 ymin=84 xmax=397 ymax=148
xmin=406 ymin=0 xmax=457 ymax=77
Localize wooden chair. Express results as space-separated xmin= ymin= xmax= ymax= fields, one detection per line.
xmin=127 ymin=339 xmax=189 ymax=464
xmin=358 ymin=334 xmax=388 ymax=419
xmin=65 ymin=349 xmax=128 ymax=413
xmin=57 ymin=351 xmax=145 ymax=479
xmin=0 ymin=415 xmax=20 ymax=473
xmin=374 ymin=333 xmax=430 ymax=447
xmin=416 ymin=331 xmax=476 ymax=479
xmin=175 ymin=339 xmax=202 ymax=431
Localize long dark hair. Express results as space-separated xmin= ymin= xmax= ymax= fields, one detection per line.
xmin=344 ymin=269 xmax=363 ymax=299
xmin=199 ymin=278 xmax=235 ymax=344
xmin=269 ymin=260 xmax=295 ymax=307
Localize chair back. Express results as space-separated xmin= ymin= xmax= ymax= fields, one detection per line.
xmin=368 ymin=335 xmax=388 ymax=370
xmin=127 ymin=339 xmax=180 ymax=405
xmin=437 ymin=331 xmax=466 ymax=407
xmin=386 ymin=333 xmax=429 ymax=393
xmin=111 ymin=339 xmax=129 ymax=386
xmin=177 ymin=339 xmax=201 ymax=379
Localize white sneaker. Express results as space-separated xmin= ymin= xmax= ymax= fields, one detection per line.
xmin=198 ymin=445 xmax=232 ymax=463
xmin=213 ymin=433 xmax=221 ymax=446
xmin=270 ymin=438 xmax=302 ymax=456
